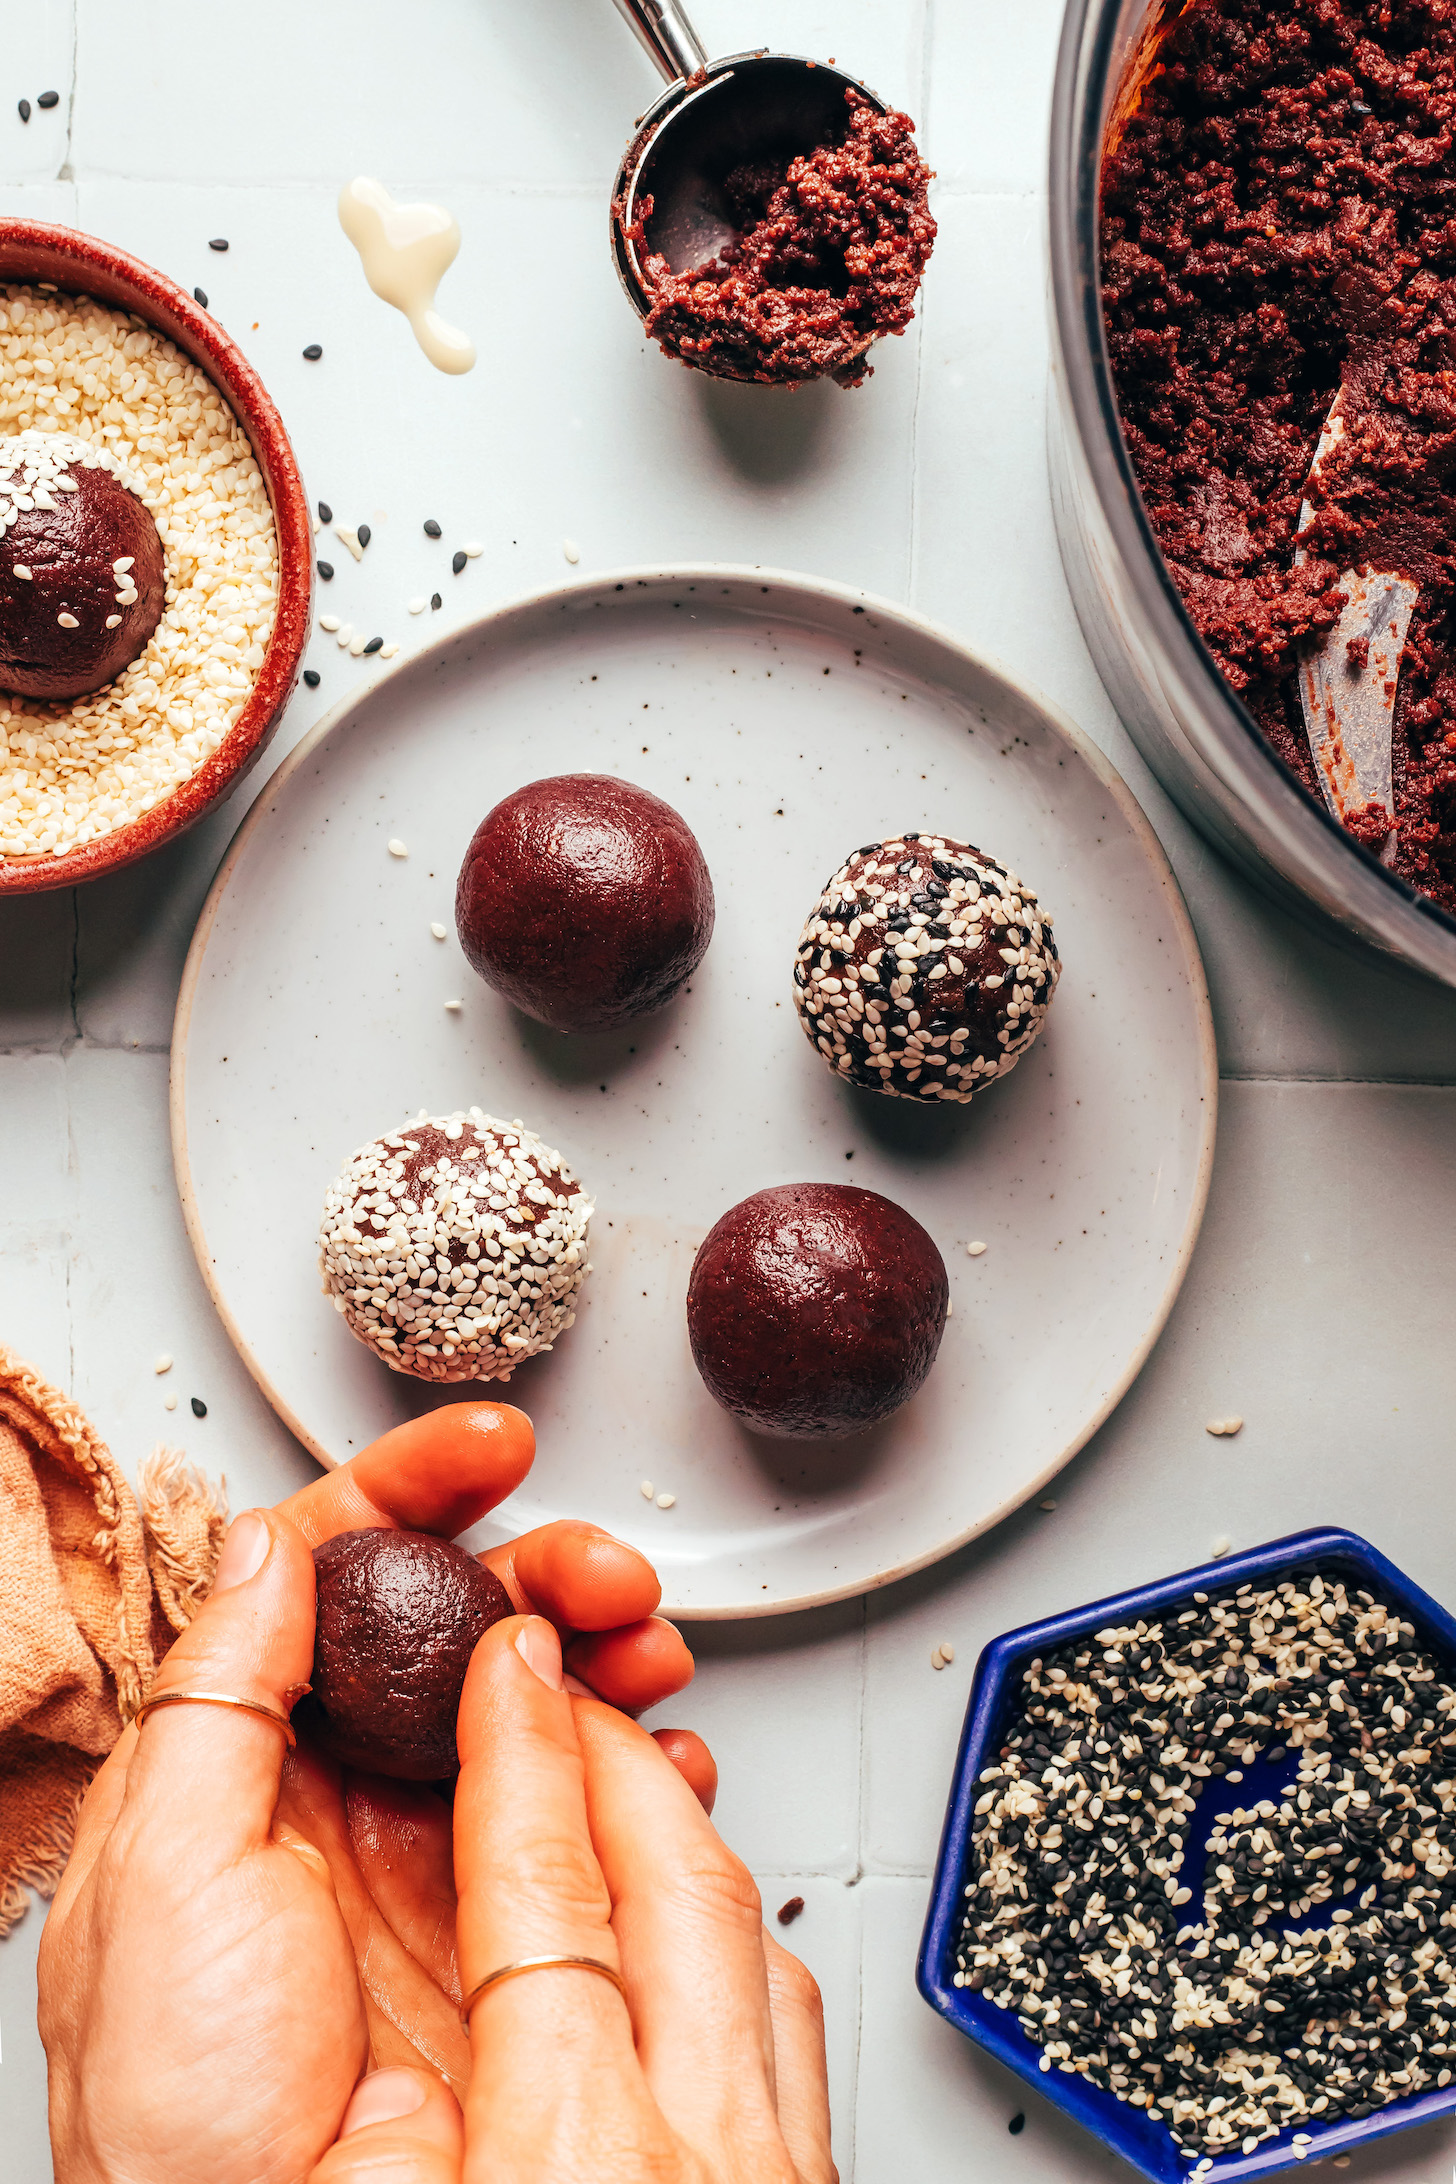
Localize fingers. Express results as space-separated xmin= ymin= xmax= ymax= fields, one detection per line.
xmin=279 ymin=1404 xmax=536 ymax=1548
xmin=565 ymin=1617 xmax=695 ymax=1713
xmin=651 ymin=1728 xmax=718 ymax=1814
xmin=486 ymin=1518 xmax=660 ymax=1629
xmin=454 ymin=1617 xmax=641 ymax=2137
xmin=763 ymin=1930 xmax=837 ymax=2184
xmin=310 ymin=2068 xmax=463 ymax=2184
xmin=574 ymin=1700 xmax=784 ymax=2168
xmin=345 ymin=1776 xmax=461 ymax=1999
xmin=117 ymin=1507 xmax=315 ymax=1859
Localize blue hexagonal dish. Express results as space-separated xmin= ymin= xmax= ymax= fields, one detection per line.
xmin=917 ymin=1527 xmax=1456 ymax=2181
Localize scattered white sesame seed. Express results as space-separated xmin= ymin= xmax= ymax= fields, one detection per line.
xmin=387 ymin=839 xmax=408 ymax=858
xmin=1332 ymin=2161 xmax=1350 ymax=2171
xmin=945 ymin=1297 xmax=953 ymax=1317
xmin=1211 ymin=1534 xmax=1232 ymax=1557
xmin=348 ymin=635 xmax=367 ymax=657
xmin=939 ymin=1640 xmax=955 ymax=1663
xmin=112 ymin=555 xmax=134 ymax=573
xmin=932 ymin=1646 xmax=947 ymax=1669
xmin=444 ymin=997 xmax=463 ymax=1011
xmin=335 ymin=622 xmax=355 ymax=648
xmin=319 ymin=614 xmax=341 ymax=632
xmin=334 ymin=523 xmax=364 ymax=561
xmin=430 ymin=921 xmax=447 ymax=940
xmin=312 ymin=516 xmax=322 ymax=536
xmin=407 ymin=596 xmax=427 ymax=614
xmin=1039 ymin=1498 xmax=1058 ymax=1511
xmin=154 ymin=1353 xmax=173 ymax=1374
xmin=462 ymin=540 xmax=483 ymax=558
xmin=163 ymin=1391 xmax=177 ymax=1411
xmin=379 ymin=642 xmax=399 ymax=659
xmin=104 ymin=614 xmax=122 ymax=629
xmin=11 ymin=564 xmax=30 ymax=580
xmin=563 ymin=538 xmax=580 ymax=564
xmin=656 ymin=1492 xmax=675 ymax=1509
xmin=640 ymin=1479 xmax=654 ymax=1499
xmin=967 ymin=1240 xmax=987 ymax=1257
xmin=1206 ymin=1416 xmax=1244 ymax=1437
xmin=56 ymin=612 xmax=78 ymax=628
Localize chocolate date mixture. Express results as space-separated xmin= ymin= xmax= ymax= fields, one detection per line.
xmin=1102 ymin=0 xmax=1456 ymax=910
xmin=629 ymin=90 xmax=935 ymax=388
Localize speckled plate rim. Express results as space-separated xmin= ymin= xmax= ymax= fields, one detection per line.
xmin=170 ymin=562 xmax=1219 ymax=1618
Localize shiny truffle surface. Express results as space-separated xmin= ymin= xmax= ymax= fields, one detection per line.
xmin=0 ymin=431 xmax=166 ymax=698
xmin=301 ymin=1527 xmax=513 ymax=1780
xmin=318 ymin=1108 xmax=593 ymax=1382
xmin=455 ymin=773 xmax=715 ymax=1032
xmin=793 ymin=831 xmax=1060 ymax=1101
xmin=686 ymin=1181 xmax=948 ymax=1438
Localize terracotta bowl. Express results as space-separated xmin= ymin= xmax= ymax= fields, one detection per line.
xmin=0 ymin=218 xmax=313 ymax=895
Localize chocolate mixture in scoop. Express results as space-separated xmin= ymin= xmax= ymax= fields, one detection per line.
xmin=1102 ymin=0 xmax=1456 ymax=910
xmin=630 ymin=89 xmax=935 ymax=388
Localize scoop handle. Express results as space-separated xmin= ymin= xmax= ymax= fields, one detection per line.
xmin=610 ymin=0 xmax=707 ymax=82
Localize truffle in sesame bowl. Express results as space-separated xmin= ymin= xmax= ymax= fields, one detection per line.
xmin=318 ymin=1109 xmax=593 ymax=1382
xmin=793 ymin=830 xmax=1060 ymax=1101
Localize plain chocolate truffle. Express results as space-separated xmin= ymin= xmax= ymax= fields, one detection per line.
xmin=0 ymin=431 xmax=166 ymax=699
xmin=455 ymin=773 xmax=715 ymax=1032
xmin=686 ymin=1181 xmax=948 ymax=1439
xmin=300 ymin=1527 xmax=514 ymax=1780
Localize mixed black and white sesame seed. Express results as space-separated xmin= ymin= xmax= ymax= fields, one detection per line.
xmin=792 ymin=832 xmax=1060 ymax=1103
xmin=958 ymin=1571 xmax=1456 ymax=2160
xmin=319 ymin=1109 xmax=593 ymax=1383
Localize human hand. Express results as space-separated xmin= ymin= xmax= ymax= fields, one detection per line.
xmin=451 ymin=1613 xmax=835 ymax=2184
xmin=38 ymin=1403 xmax=708 ymax=2184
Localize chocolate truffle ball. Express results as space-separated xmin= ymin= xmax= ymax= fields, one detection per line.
xmin=793 ymin=831 xmax=1060 ymax=1102
xmin=455 ymin=773 xmax=715 ymax=1032
xmin=319 ymin=1108 xmax=593 ymax=1382
xmin=686 ymin=1181 xmax=948 ymax=1438
xmin=301 ymin=1527 xmax=513 ymax=1780
xmin=0 ymin=431 xmax=166 ymax=699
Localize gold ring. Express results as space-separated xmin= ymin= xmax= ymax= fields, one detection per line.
xmin=459 ymin=1954 xmax=627 ymax=2027
xmin=132 ymin=1688 xmax=297 ymax=1749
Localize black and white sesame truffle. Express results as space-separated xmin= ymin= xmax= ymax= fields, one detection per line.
xmin=319 ymin=1109 xmax=593 ymax=1382
xmin=792 ymin=831 xmax=1060 ymax=1102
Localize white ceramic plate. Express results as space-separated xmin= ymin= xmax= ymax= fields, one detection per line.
xmin=173 ymin=567 xmax=1216 ymax=1617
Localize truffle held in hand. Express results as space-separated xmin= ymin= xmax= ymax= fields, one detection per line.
xmin=793 ymin=831 xmax=1060 ymax=1101
xmin=455 ymin=773 xmax=715 ymax=1032
xmin=0 ymin=431 xmax=166 ymax=698
xmin=686 ymin=1181 xmax=948 ymax=1439
xmin=300 ymin=1527 xmax=513 ymax=1780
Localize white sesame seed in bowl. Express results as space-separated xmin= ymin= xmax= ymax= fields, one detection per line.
xmin=0 ymin=221 xmax=311 ymax=894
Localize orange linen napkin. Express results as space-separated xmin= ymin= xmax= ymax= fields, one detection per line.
xmin=0 ymin=1343 xmax=227 ymax=1935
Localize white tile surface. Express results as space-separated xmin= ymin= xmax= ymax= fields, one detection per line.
xmin=3 ymin=0 xmax=1456 ymax=2177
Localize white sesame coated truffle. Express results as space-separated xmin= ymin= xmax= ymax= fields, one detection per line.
xmin=792 ymin=831 xmax=1060 ymax=1103
xmin=319 ymin=1109 xmax=593 ymax=1382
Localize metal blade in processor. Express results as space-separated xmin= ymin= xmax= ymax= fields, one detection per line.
xmin=1293 ymin=392 xmax=1416 ymax=866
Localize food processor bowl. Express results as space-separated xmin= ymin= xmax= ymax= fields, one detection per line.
xmin=1046 ymin=0 xmax=1456 ymax=987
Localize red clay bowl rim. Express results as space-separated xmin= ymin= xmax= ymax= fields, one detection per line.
xmin=0 ymin=218 xmax=313 ymax=895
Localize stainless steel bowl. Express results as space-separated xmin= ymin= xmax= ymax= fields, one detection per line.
xmin=1047 ymin=0 xmax=1456 ymax=987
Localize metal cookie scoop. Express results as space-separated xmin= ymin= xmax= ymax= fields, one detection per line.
xmin=1294 ymin=387 xmax=1417 ymax=865
xmin=607 ymin=0 xmax=892 ymax=376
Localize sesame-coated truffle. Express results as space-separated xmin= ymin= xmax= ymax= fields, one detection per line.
xmin=319 ymin=1109 xmax=593 ymax=1382
xmin=792 ymin=831 xmax=1060 ymax=1102
xmin=455 ymin=773 xmax=715 ymax=1032
xmin=686 ymin=1181 xmax=948 ymax=1438
xmin=0 ymin=431 xmax=166 ymax=699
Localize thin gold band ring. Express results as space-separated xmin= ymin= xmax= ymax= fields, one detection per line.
xmin=132 ymin=1688 xmax=297 ymax=1749
xmin=460 ymin=1954 xmax=627 ymax=2027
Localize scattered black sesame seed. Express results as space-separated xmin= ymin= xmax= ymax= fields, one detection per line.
xmin=37 ymin=90 xmax=59 ymax=109
xmin=302 ymin=343 xmax=323 ymax=360
xmin=193 ymin=287 xmax=208 ymax=308
xmin=357 ymin=523 xmax=371 ymax=549
xmin=451 ymin=549 xmax=467 ymax=575
xmin=423 ymin=518 xmax=442 ymax=538
xmin=318 ymin=500 xmax=333 ymax=524
xmin=209 ymin=236 xmax=229 ymax=252
xmin=317 ymin=560 xmax=334 ymax=581
xmin=303 ymin=669 xmax=321 ymax=688
xmin=17 ymin=99 xmax=30 ymax=122
xmin=430 ymin=592 xmax=442 ymax=610
xmin=1007 ymin=2113 xmax=1026 ymax=2136
xmin=361 ymin=635 xmax=384 ymax=656
xmin=190 ymin=1397 xmax=208 ymax=1418
xmin=777 ymin=1895 xmax=805 ymax=1926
